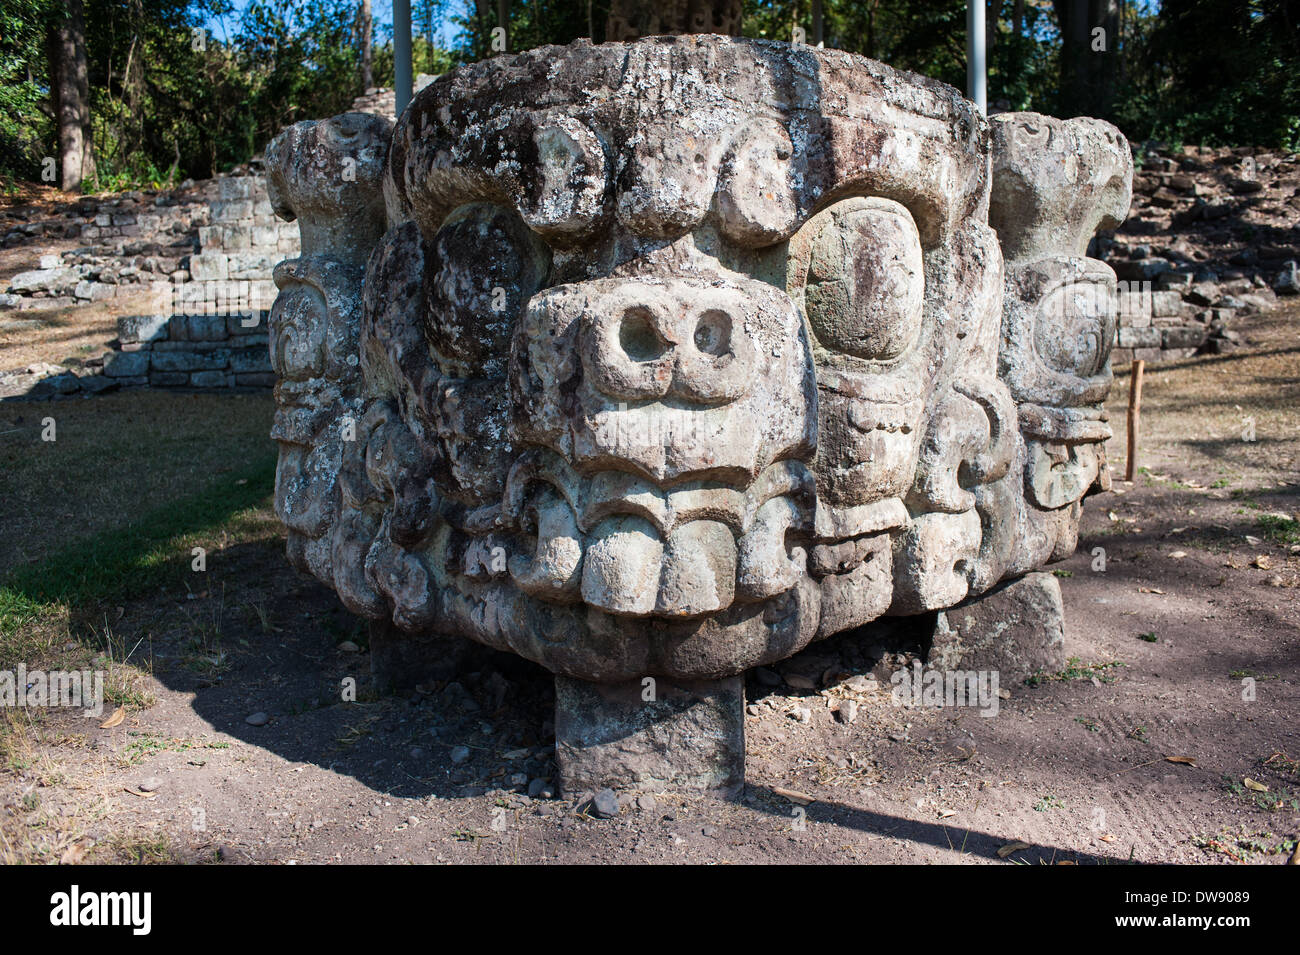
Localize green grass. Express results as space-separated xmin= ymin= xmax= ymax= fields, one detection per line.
xmin=1025 ymin=657 xmax=1126 ymax=687
xmin=122 ymin=732 xmax=231 ymax=766
xmin=1194 ymin=827 xmax=1298 ymax=863
xmin=0 ymin=393 xmax=277 ymax=577
xmin=0 ymin=453 xmax=277 ymax=665
xmin=1224 ymin=773 xmax=1300 ymax=813
xmin=1256 ymin=513 xmax=1300 ymax=545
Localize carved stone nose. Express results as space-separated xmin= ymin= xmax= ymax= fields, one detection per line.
xmin=584 ymin=284 xmax=754 ymax=406
xmin=513 ymin=275 xmax=814 ymax=486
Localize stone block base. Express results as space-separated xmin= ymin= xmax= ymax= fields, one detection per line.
xmin=555 ymin=674 xmax=744 ymax=796
xmin=927 ymin=571 xmax=1066 ymax=685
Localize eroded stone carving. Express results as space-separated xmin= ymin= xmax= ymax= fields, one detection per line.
xmin=264 ymin=37 xmax=1132 ymax=794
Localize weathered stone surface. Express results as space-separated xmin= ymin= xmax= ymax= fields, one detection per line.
xmin=927 ymin=571 xmax=1066 ymax=685
xmin=266 ymin=112 xmax=391 ymax=268
xmin=183 ymin=314 xmax=229 ymax=341
xmin=990 ymin=113 xmax=1132 ymax=262
xmin=1162 ymin=326 xmax=1208 ymax=350
xmin=554 ymin=674 xmax=744 ymax=794
xmin=188 ymin=253 xmax=228 ymax=282
xmin=260 ymin=35 xmax=1133 ymax=791
xmin=117 ymin=314 xmax=169 ymax=344
xmin=103 ymin=350 xmax=150 ymax=378
xmin=229 ymin=347 xmax=272 ymax=374
xmin=8 ymin=268 xmax=81 ymax=295
xmin=982 ymin=111 xmax=1127 ymax=589
xmin=1275 ymin=260 xmax=1299 ymax=295
xmin=188 ymin=370 xmax=230 ymax=388
xmin=152 ymin=349 xmax=228 ymax=372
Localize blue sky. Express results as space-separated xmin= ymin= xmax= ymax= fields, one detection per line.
xmin=203 ymin=1 xmax=1165 ymax=52
xmin=204 ymin=0 xmax=468 ymax=48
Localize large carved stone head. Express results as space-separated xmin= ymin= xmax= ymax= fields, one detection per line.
xmin=264 ymin=37 xmax=1131 ymax=688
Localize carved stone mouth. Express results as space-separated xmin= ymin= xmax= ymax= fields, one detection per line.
xmin=1017 ymin=402 xmax=1111 ymax=443
xmin=502 ymin=453 xmax=815 ymax=618
xmin=271 ymin=380 xmax=326 ymax=443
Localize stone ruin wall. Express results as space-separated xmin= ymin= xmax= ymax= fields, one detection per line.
xmin=0 ymin=81 xmax=438 ymax=400
xmin=2 ymin=172 xmax=293 ymax=398
xmin=3 ymin=76 xmax=1296 ymax=401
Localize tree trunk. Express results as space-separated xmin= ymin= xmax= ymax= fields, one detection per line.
xmin=1054 ymin=0 xmax=1121 ymax=117
xmin=49 ymin=0 xmax=95 ymax=192
xmin=473 ymin=0 xmax=493 ymax=57
xmin=360 ymin=0 xmax=373 ymax=90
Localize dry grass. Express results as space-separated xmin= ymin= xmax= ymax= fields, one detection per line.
xmin=1106 ymin=304 xmax=1300 ymax=486
xmin=0 ymin=390 xmax=276 ymax=576
xmin=0 ymin=387 xmax=278 ymax=864
xmin=0 ymin=289 xmax=173 ymax=374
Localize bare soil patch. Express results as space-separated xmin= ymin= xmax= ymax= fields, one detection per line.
xmin=1 ymin=309 xmax=1297 ymax=865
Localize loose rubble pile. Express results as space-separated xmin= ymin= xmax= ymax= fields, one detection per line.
xmin=2 ymin=168 xmax=294 ymax=313
xmin=1 ymin=182 xmax=212 ymax=310
xmin=1099 ymin=143 xmax=1300 ymax=362
xmin=1 ymin=167 xmax=296 ymax=398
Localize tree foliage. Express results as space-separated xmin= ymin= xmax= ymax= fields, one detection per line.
xmin=1113 ymin=0 xmax=1300 ymax=149
xmin=0 ymin=0 xmax=1296 ymax=192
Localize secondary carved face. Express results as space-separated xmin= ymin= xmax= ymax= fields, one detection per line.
xmin=991 ymin=113 xmax=1133 ymax=517
xmin=1004 ymin=255 xmax=1117 ymax=510
xmin=264 ymin=38 xmax=1130 ymax=682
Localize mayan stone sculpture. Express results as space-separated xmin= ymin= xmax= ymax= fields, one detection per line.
xmin=264 ymin=36 xmax=1132 ymax=794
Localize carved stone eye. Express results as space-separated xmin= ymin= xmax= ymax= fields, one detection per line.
xmin=804 ymin=198 xmax=923 ymax=361
xmin=424 ymin=203 xmax=549 ymax=377
xmin=269 ymin=281 xmax=327 ymax=380
xmin=715 ymin=119 xmax=798 ymax=247
xmin=1036 ymin=276 xmax=1115 ymax=378
xmin=521 ymin=118 xmax=609 ymax=241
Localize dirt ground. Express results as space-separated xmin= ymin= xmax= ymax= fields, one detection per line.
xmin=1 ymin=306 xmax=1297 ymax=865
xmin=0 ymin=284 xmax=158 ymax=384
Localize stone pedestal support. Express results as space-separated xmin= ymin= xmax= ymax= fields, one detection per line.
xmin=927 ymin=571 xmax=1066 ymax=685
xmin=554 ymin=674 xmax=745 ymax=795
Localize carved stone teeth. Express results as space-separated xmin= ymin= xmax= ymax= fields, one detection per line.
xmin=514 ymin=493 xmax=810 ymax=616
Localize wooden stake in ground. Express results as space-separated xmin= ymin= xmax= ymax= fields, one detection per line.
xmin=1125 ymin=359 xmax=1145 ymax=481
